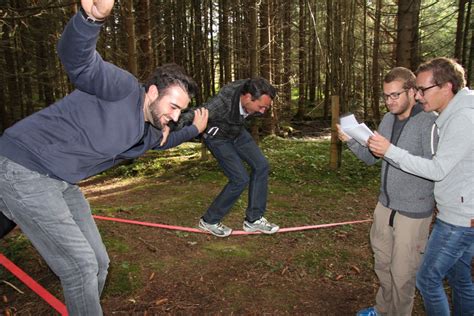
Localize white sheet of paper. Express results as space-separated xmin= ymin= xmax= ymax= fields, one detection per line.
xmin=340 ymin=114 xmax=374 ymax=146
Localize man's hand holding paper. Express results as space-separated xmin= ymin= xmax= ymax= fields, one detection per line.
xmin=339 ymin=113 xmax=374 ymax=146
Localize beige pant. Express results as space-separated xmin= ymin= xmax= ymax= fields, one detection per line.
xmin=370 ymin=202 xmax=431 ymax=316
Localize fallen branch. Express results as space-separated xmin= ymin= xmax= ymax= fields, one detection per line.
xmin=2 ymin=280 xmax=24 ymax=294
xmin=138 ymin=237 xmax=158 ymax=252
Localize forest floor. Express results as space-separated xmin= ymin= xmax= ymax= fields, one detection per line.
xmin=0 ymin=125 xmax=430 ymax=315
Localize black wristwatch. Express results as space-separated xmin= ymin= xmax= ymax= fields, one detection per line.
xmin=79 ymin=7 xmax=105 ymax=25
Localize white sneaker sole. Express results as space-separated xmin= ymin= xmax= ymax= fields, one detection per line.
xmin=243 ymin=225 xmax=279 ymax=234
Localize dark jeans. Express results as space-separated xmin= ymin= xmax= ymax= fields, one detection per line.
xmin=202 ymin=129 xmax=269 ymax=224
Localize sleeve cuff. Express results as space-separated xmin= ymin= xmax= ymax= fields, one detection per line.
xmin=385 ymin=144 xmax=403 ymax=162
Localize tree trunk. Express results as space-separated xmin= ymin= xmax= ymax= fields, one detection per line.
xmin=296 ymin=0 xmax=306 ymax=120
xmin=218 ymin=0 xmax=231 ymax=85
xmin=363 ymin=0 xmax=368 ymax=121
xmin=282 ymin=0 xmax=292 ymax=114
xmin=263 ymin=0 xmax=279 ymax=136
xmin=371 ymin=0 xmax=382 ymax=125
xmin=192 ymin=0 xmax=204 ymax=105
xmin=137 ymin=0 xmax=153 ymax=81
xmin=123 ymin=0 xmax=137 ymax=76
xmin=232 ymin=1 xmax=245 ymax=78
xmin=173 ymin=0 xmax=187 ymax=66
xmin=455 ymin=0 xmax=467 ymax=61
xmin=208 ymin=0 xmax=216 ymax=95
xmin=461 ymin=0 xmax=472 ymax=66
xmin=163 ymin=0 xmax=175 ymax=62
xmin=201 ymin=1 xmax=211 ymax=101
xmin=259 ymin=0 xmax=271 ymax=81
xmin=308 ymin=0 xmax=318 ymax=105
xmin=329 ymin=95 xmax=341 ymax=169
xmin=323 ymin=0 xmax=332 ymax=120
xmin=467 ymin=4 xmax=474 ymax=87
xmin=396 ymin=0 xmax=421 ymax=70
xmin=248 ymin=0 xmax=257 ymax=77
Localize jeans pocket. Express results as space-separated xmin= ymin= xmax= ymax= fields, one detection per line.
xmin=4 ymin=160 xmax=41 ymax=182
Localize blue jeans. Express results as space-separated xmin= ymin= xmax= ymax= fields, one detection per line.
xmin=0 ymin=156 xmax=109 ymax=315
xmin=416 ymin=219 xmax=474 ymax=316
xmin=202 ymin=129 xmax=269 ymax=224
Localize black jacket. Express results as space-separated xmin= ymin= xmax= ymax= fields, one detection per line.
xmin=176 ymin=79 xmax=250 ymax=139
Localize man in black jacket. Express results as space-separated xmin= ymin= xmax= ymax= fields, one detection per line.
xmin=178 ymin=78 xmax=279 ymax=237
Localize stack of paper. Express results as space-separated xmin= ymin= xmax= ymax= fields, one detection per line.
xmin=340 ymin=114 xmax=374 ymax=146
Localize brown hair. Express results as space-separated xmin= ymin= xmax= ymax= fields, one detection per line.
xmin=383 ymin=67 xmax=416 ymax=89
xmin=144 ymin=63 xmax=198 ymax=98
xmin=416 ymin=57 xmax=466 ymax=94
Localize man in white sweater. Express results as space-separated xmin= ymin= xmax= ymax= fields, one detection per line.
xmin=368 ymin=57 xmax=474 ymax=316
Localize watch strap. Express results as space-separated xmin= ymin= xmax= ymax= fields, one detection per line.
xmin=79 ymin=7 xmax=105 ymax=25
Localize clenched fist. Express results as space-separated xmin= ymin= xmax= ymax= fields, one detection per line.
xmin=81 ymin=0 xmax=115 ymax=20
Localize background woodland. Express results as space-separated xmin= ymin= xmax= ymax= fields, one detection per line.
xmin=0 ymin=0 xmax=473 ymax=134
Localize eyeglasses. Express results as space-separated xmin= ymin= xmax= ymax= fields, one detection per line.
xmin=416 ymin=84 xmax=438 ymax=97
xmin=381 ymin=89 xmax=407 ymax=101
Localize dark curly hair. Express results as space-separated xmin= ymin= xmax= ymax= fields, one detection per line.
xmin=241 ymin=77 xmax=277 ymax=100
xmin=144 ymin=63 xmax=198 ymax=99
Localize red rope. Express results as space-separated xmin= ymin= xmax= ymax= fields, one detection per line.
xmin=93 ymin=215 xmax=372 ymax=235
xmin=0 ymin=254 xmax=68 ymax=315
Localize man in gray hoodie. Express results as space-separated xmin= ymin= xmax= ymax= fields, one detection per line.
xmin=368 ymin=57 xmax=474 ymax=316
xmin=338 ymin=67 xmax=437 ymax=316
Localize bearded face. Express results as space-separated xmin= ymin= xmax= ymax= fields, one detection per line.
xmin=147 ymin=97 xmax=167 ymax=129
xmin=145 ymin=85 xmax=191 ymax=129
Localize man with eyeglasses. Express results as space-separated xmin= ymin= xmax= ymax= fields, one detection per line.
xmin=175 ymin=78 xmax=279 ymax=237
xmin=368 ymin=58 xmax=474 ymax=316
xmin=338 ymin=67 xmax=438 ymax=316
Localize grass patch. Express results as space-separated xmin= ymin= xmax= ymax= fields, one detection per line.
xmin=203 ymin=242 xmax=252 ymax=259
xmin=103 ymin=236 xmax=130 ymax=254
xmin=104 ymin=261 xmax=142 ymax=296
xmin=0 ymin=234 xmax=31 ymax=260
xmin=295 ymin=246 xmax=336 ymax=275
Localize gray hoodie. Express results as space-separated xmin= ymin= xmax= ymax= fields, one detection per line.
xmin=386 ymin=88 xmax=474 ymax=227
xmin=347 ymin=103 xmax=437 ymax=218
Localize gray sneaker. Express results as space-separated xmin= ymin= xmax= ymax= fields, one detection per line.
xmin=199 ymin=218 xmax=232 ymax=237
xmin=243 ymin=217 xmax=279 ymax=234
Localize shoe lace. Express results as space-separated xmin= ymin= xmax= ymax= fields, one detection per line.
xmin=256 ymin=217 xmax=271 ymax=227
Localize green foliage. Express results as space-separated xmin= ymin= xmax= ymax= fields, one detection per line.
xmin=261 ymin=136 xmax=379 ymax=192
xmin=419 ymin=0 xmax=458 ymax=58
xmin=0 ymin=234 xmax=31 ymax=259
